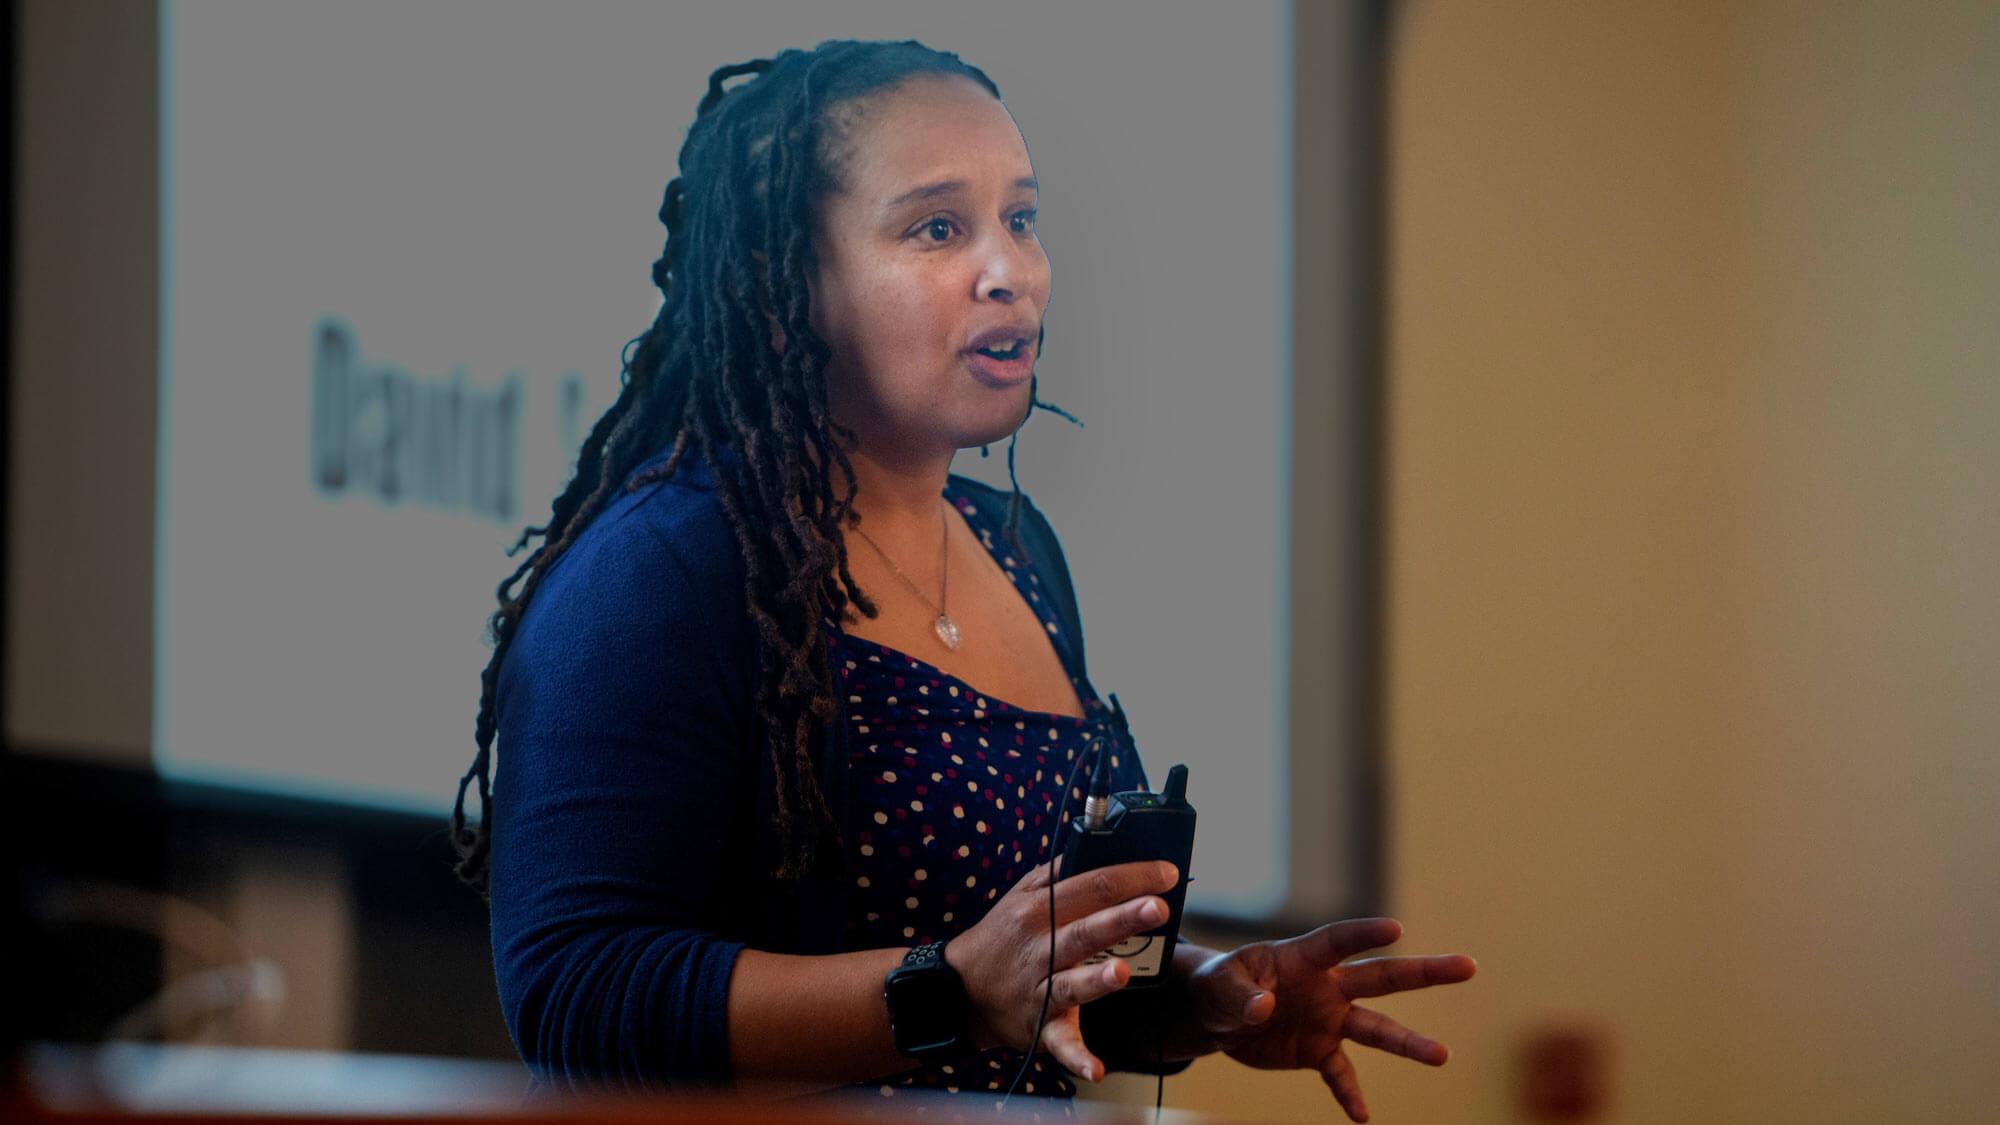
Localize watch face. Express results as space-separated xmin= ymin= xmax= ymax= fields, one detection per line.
xmin=887 ymin=969 xmax=969 ymax=1053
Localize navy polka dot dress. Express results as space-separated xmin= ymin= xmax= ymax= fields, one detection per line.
xmin=836 ymin=482 xmax=1153 ymax=1115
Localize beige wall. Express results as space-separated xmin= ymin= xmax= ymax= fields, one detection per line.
xmin=1116 ymin=1 xmax=2000 ymax=1122
xmin=8 ymin=0 xmax=159 ymax=761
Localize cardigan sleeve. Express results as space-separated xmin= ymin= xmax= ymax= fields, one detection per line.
xmin=486 ymin=485 xmax=757 ymax=1091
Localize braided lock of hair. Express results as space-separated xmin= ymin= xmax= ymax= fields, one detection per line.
xmin=650 ymin=181 xmax=685 ymax=290
xmin=453 ymin=41 xmax=1079 ymax=894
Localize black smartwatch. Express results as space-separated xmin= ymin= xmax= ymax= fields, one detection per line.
xmin=883 ymin=941 xmax=972 ymax=1063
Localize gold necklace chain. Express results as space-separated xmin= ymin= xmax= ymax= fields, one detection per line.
xmin=849 ymin=501 xmax=962 ymax=651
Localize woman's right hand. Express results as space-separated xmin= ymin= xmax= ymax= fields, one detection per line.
xmin=941 ymin=856 xmax=1181 ymax=1083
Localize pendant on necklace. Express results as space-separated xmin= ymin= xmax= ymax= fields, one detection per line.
xmin=934 ymin=614 xmax=961 ymax=651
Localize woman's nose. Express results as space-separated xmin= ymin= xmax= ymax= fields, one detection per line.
xmin=976 ymin=231 xmax=1042 ymax=304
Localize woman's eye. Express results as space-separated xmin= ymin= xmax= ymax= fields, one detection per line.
xmin=923 ymin=218 xmax=956 ymax=243
xmin=1010 ymin=209 xmax=1038 ymax=234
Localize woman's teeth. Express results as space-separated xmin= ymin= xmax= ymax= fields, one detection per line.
xmin=976 ymin=341 xmax=1022 ymax=360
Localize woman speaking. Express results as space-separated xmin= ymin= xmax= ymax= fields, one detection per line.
xmin=451 ymin=38 xmax=1473 ymax=1120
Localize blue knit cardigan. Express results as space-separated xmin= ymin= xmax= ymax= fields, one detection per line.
xmin=487 ymin=451 xmax=1186 ymax=1091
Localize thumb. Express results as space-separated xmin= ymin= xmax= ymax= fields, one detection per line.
xmin=1197 ymin=954 xmax=1277 ymax=1033
xmin=1241 ymin=987 xmax=1277 ymax=1025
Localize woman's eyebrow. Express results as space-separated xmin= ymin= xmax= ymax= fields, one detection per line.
xmin=883 ymin=176 xmax=1039 ymax=211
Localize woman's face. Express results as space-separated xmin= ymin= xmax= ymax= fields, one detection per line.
xmin=810 ymin=73 xmax=1049 ymax=464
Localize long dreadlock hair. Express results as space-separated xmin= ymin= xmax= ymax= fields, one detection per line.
xmin=452 ymin=40 xmax=1079 ymax=891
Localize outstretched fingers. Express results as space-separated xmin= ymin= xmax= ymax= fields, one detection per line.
xmin=1319 ymin=1044 xmax=1370 ymax=1123
xmin=1342 ymin=1004 xmax=1450 ymax=1066
xmin=1338 ymin=953 xmax=1478 ymax=999
xmin=1294 ymin=918 xmax=1405 ymax=971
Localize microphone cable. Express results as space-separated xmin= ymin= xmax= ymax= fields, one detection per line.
xmin=1000 ymin=729 xmax=1097 ymax=1105
xmin=1001 ymin=695 xmax=1169 ymax=1122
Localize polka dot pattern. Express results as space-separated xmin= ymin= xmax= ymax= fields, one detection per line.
xmin=836 ymin=483 xmax=1151 ymax=1110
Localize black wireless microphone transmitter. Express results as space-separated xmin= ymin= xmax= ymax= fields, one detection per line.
xmin=1059 ymin=748 xmax=1196 ymax=989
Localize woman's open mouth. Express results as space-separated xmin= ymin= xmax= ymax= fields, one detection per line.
xmin=964 ymin=337 xmax=1034 ymax=386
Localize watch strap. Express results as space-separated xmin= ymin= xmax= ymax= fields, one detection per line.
xmin=901 ymin=940 xmax=948 ymax=971
xmin=884 ymin=941 xmax=970 ymax=1063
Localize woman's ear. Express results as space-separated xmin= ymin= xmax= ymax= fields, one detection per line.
xmin=750 ymin=250 xmax=786 ymax=354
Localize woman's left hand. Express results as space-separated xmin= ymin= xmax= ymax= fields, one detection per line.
xmin=1185 ymin=918 xmax=1475 ymax=1122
